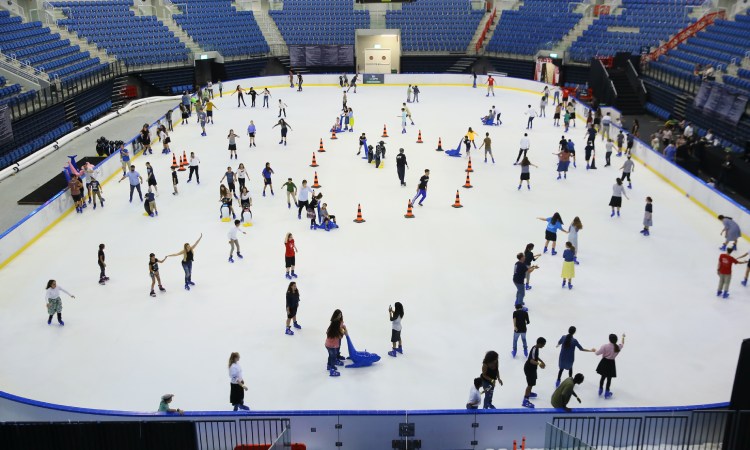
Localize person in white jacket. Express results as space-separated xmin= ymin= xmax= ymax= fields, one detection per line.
xmin=45 ymin=280 xmax=75 ymax=325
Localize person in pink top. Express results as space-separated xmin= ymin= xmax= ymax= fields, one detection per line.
xmin=595 ymin=333 xmax=625 ymax=399
xmin=325 ymin=309 xmax=347 ymax=377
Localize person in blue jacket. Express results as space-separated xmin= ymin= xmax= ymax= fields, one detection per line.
xmin=537 ymin=213 xmax=568 ymax=255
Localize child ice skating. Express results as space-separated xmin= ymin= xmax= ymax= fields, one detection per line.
xmin=620 ymin=155 xmax=635 ymax=188
xmin=538 ymin=213 xmax=567 ymax=255
xmin=478 ymin=132 xmax=495 ymax=163
xmin=227 ymin=129 xmax=239 ymax=159
xmin=227 ymin=219 xmax=246 ymax=263
xmin=284 ymin=233 xmax=298 ymax=279
xmin=228 ymin=352 xmax=250 ymax=410
xmin=45 ymin=280 xmax=75 ymax=326
xmin=281 ymin=178 xmax=298 ymax=209
xmin=262 ymin=163 xmax=275 ymax=196
xmin=148 ymin=253 xmax=167 ymax=297
xmin=387 ymin=302 xmax=404 ymax=357
xmin=285 ymin=282 xmax=302 ymax=335
xmin=466 ymin=377 xmax=484 ymax=409
xmin=561 ymin=242 xmax=576 ymax=289
xmin=219 ymin=184 xmax=236 ymax=220
xmin=609 ymin=178 xmax=629 ymax=217
xmin=567 ymin=217 xmax=582 ymax=263
xmin=717 ymin=247 xmax=747 ymax=298
xmin=325 ymin=310 xmax=347 ymax=376
xmin=412 ymin=169 xmax=430 ymax=206
xmin=641 ymin=197 xmax=653 ymax=236
xmin=522 ymin=337 xmax=546 ymax=408
xmin=239 ymin=186 xmax=252 ymax=224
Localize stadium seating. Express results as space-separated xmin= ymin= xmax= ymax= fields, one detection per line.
xmin=270 ymin=0 xmax=369 ymax=46
xmin=54 ymin=0 xmax=190 ymax=65
xmin=569 ymin=0 xmax=702 ymax=62
xmin=79 ymin=100 xmax=112 ymax=124
xmin=0 ymin=10 xmax=107 ymax=82
xmin=0 ymin=121 xmax=73 ymax=170
xmin=386 ymin=0 xmax=483 ymax=52
xmin=173 ymin=0 xmax=268 ymax=57
xmin=486 ymin=0 xmax=582 ymax=55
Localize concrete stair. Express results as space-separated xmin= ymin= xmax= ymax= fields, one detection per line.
xmin=552 ymin=16 xmax=595 ymax=56
xmin=241 ymin=0 xmax=288 ymax=57
xmin=43 ymin=8 xmax=115 ymax=64
xmin=145 ymin=2 xmax=206 ymax=55
xmin=467 ymin=10 xmax=493 ymax=54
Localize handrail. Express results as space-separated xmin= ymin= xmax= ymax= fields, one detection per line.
xmin=475 ymin=7 xmax=496 ymax=53
xmin=0 ymin=51 xmax=50 ymax=86
xmin=645 ymin=9 xmax=726 ymax=62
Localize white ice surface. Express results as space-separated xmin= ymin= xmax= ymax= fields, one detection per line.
xmin=0 ymin=84 xmax=747 ymax=413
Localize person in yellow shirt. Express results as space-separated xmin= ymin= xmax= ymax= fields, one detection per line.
xmin=466 ymin=127 xmax=478 ymax=149
xmin=205 ymin=100 xmax=217 ymax=124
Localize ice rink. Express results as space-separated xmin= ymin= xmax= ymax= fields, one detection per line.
xmin=0 ymin=81 xmax=747 ymax=413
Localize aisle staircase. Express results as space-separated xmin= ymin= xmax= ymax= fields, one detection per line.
xmin=150 ymin=2 xmax=206 ymax=56
xmin=242 ymin=0 xmax=288 ymax=57
xmin=42 ymin=7 xmax=115 ymax=64
xmin=468 ymin=8 xmax=496 ymax=54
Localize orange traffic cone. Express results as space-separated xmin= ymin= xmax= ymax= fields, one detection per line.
xmin=462 ymin=172 xmax=473 ymax=189
xmin=177 ymin=154 xmax=186 ymax=171
xmin=513 ymin=440 xmax=517 ymax=450
xmin=312 ymin=171 xmax=321 ymax=188
xmin=404 ymin=199 xmax=415 ymax=218
xmin=353 ymin=204 xmax=366 ymax=223
xmin=331 ymin=130 xmax=337 ymax=140
xmin=466 ymin=157 xmax=474 ymax=173
xmin=181 ymin=151 xmax=188 ymax=169
xmin=170 ymin=153 xmax=178 ymax=169
xmin=416 ymin=130 xmax=423 ymax=144
xmin=521 ymin=437 xmax=526 ymax=450
xmin=318 ymin=138 xmax=326 ymax=152
xmin=382 ymin=124 xmax=389 ymax=138
xmin=310 ymin=153 xmax=319 ymax=167
xmin=436 ymin=137 xmax=444 ymax=152
xmin=451 ymin=190 xmax=463 ymax=208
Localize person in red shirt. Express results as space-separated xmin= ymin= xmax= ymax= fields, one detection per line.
xmin=717 ymin=248 xmax=747 ymax=298
xmin=284 ymin=232 xmax=298 ymax=280
xmin=486 ymin=75 xmax=495 ymax=97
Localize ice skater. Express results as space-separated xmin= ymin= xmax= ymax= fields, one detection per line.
xmin=538 ymin=213 xmax=567 ymax=255
xmin=396 ymin=148 xmax=409 ymax=186
xmin=89 ymin=176 xmax=104 ymax=209
xmin=97 ymin=243 xmax=108 ymax=285
xmin=283 ymin=281 xmax=303 ymax=335
xmin=512 ymin=303 xmax=530 ymax=358
xmin=234 ymin=85 xmax=246 ymax=107
xmin=566 ymin=139 xmax=577 ymax=168
xmin=205 ymin=99 xmax=216 ymax=124
xmin=198 ymin=110 xmax=207 ymax=136
xmin=515 ymin=133 xmax=530 ymax=164
xmin=118 ymin=165 xmax=143 ymax=203
xmin=166 ymin=234 xmax=202 ymax=291
xmin=236 ymin=163 xmax=248 ymax=192
xmin=281 ymin=178 xmax=298 ymax=209
xmin=325 ymin=310 xmax=347 ymax=377
xmin=227 ymin=129 xmax=239 ymax=159
xmin=564 ymin=216 xmax=582 ymax=264
xmin=412 ymin=169 xmax=430 ymax=206
xmin=297 ymin=179 xmax=313 ymax=220
xmin=387 ymin=302 xmax=404 ymax=357
xmin=307 ymin=193 xmax=322 ymax=229
xmin=480 ymin=351 xmax=503 ymax=409
xmin=717 ymin=247 xmax=747 ymax=298
xmin=68 ymin=174 xmax=84 ymax=213
xmin=145 ymin=162 xmax=158 ymax=196
xmin=357 ymin=133 xmax=367 ymax=156
xmin=401 ymin=108 xmax=407 ymax=134
xmin=561 ymin=242 xmax=576 ymax=289
xmin=595 ymin=333 xmax=625 ymax=399
xmin=513 ymin=252 xmax=539 ymax=306
xmin=228 ymin=352 xmax=250 ymax=410
xmin=620 ymin=155 xmax=635 ymax=188
xmin=463 ymin=135 xmax=471 ymax=159
xmin=554 ymin=147 xmax=571 ymax=180
xmin=171 ymin=167 xmax=178 ymax=195
xmin=262 ymin=88 xmax=271 ymax=108
xmin=525 ymin=105 xmax=536 ymax=129
xmin=466 ymin=377 xmax=484 ymax=409
xmin=246 ymin=121 xmax=257 ymax=147
xmin=284 ymin=232 xmax=298 ymax=279
xmin=262 ymin=162 xmax=275 ymax=196
xmin=523 ymin=243 xmax=541 ymax=289
xmin=518 ymin=157 xmax=537 ymax=190
xmin=148 ymin=253 xmax=167 ymax=297
xmin=144 ymin=191 xmax=158 ymax=217
xmin=278 ymin=99 xmax=287 ymax=118
xmin=406 ymin=84 xmax=413 ymax=103
xmin=220 ymin=166 xmax=238 ymax=199
xmin=718 ymin=215 xmax=741 ymax=251
xmin=239 ymin=186 xmax=252 ymax=224
xmin=45 ymin=279 xmax=75 ymax=326
xmin=522 ymin=337 xmax=546 ymax=408
xmin=412 ymin=85 xmax=420 ymax=102
xmin=486 ymin=75 xmax=495 ymax=97
xmin=227 ymin=219 xmax=245 ymax=263
xmin=187 ymin=152 xmax=200 ymax=184
xmin=609 ymin=178 xmax=629 ymax=217
xmin=539 ymin=95 xmax=546 ymax=118
xmin=553 ymin=103 xmax=562 ymax=126
xmin=402 ymin=103 xmax=414 ymax=125
xmin=584 ymin=140 xmax=596 ymax=170
xmin=551 ymin=373 xmax=585 ymax=412
xmin=555 ymin=327 xmax=596 ymax=387
xmin=219 ymin=185 xmax=236 ymax=219
xmin=641 ymin=197 xmax=653 ymax=236
xmin=273 ymin=118 xmax=292 ymax=145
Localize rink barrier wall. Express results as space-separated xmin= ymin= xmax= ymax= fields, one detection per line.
xmin=0 ymin=97 xmax=186 ymax=269
xmin=571 ymin=100 xmax=750 ymax=241
xmin=1 ymin=74 xmax=748 ymax=268
xmin=0 ymin=390 xmax=733 ymax=450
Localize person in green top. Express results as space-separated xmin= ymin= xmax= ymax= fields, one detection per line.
xmin=158 ymin=394 xmax=184 ymax=414
xmin=551 ymin=373 xmax=584 ymax=412
xmin=281 ymin=177 xmax=298 ymax=209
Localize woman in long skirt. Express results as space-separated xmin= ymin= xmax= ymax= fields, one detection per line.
xmin=556 ymin=326 xmax=595 ymax=387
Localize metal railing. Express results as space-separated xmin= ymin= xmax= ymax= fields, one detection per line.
xmin=0 ymin=51 xmax=49 ymax=87
xmin=641 ymin=60 xmax=701 ymax=95
xmin=545 ymin=423 xmax=595 ymax=450
xmin=195 ymin=418 xmax=290 ymax=450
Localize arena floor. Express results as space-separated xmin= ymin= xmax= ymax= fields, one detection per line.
xmin=0 ymin=80 xmax=747 ymax=412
